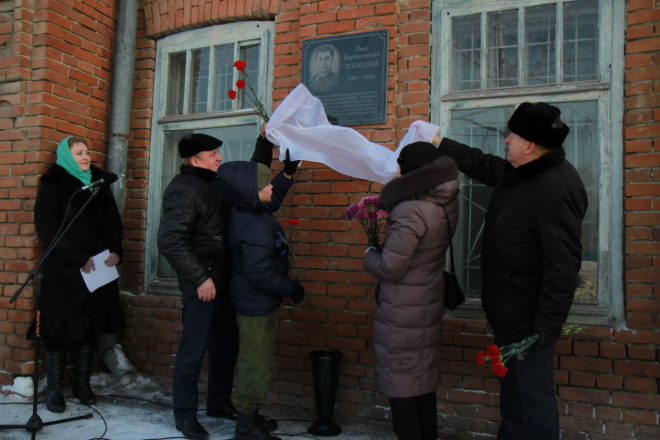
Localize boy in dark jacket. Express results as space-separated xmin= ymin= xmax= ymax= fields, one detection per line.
xmin=217 ymin=153 xmax=304 ymax=440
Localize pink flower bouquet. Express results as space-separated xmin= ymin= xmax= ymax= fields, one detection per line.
xmin=344 ymin=196 xmax=388 ymax=251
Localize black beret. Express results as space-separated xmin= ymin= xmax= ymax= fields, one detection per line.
xmin=507 ymin=102 xmax=569 ymax=149
xmin=397 ymin=141 xmax=440 ymax=175
xmin=178 ymin=133 xmax=223 ymax=158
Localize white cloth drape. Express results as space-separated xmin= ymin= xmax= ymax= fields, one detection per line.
xmin=265 ymin=84 xmax=439 ymax=185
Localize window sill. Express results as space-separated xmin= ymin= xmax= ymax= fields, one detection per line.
xmin=157 ymin=108 xmax=257 ymax=124
xmin=445 ymin=297 xmax=611 ymax=327
xmin=148 ymin=278 xmax=182 ymax=295
xmin=442 ymin=81 xmax=609 ymax=102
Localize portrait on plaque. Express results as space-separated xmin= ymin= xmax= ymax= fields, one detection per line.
xmin=308 ymin=45 xmax=340 ymax=94
xmin=301 ymin=30 xmax=388 ymax=126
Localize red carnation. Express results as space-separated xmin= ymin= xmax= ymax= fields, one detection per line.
xmin=233 ymin=60 xmax=247 ymax=71
xmin=228 ymin=89 xmax=237 ymax=100
xmin=287 ymin=218 xmax=299 ymax=226
xmin=236 ymin=79 xmax=246 ymax=89
xmin=476 ymin=351 xmax=486 ymax=365
xmin=493 ymin=364 xmax=509 ymax=377
xmin=486 ymin=344 xmax=500 ymax=359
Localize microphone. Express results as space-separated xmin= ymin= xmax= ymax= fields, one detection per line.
xmin=81 ymin=172 xmax=118 ymax=190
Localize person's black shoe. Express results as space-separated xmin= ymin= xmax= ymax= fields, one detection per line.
xmin=258 ymin=413 xmax=278 ymax=433
xmin=235 ymin=411 xmax=282 ymax=440
xmin=206 ymin=402 xmax=238 ymax=421
xmin=175 ymin=418 xmax=210 ymax=440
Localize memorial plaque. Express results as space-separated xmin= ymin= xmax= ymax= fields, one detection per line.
xmin=301 ymin=30 xmax=388 ymax=126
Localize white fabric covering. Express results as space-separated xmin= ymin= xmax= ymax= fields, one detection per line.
xmin=266 ymin=84 xmax=439 ymax=184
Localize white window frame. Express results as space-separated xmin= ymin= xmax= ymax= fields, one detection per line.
xmin=431 ymin=0 xmax=625 ymax=327
xmin=145 ymin=22 xmax=274 ymax=292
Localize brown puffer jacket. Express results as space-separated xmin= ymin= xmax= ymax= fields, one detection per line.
xmin=364 ymin=156 xmax=459 ymax=398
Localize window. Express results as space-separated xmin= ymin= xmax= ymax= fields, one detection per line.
xmin=432 ymin=0 xmax=624 ymax=325
xmin=146 ymin=22 xmax=274 ymax=290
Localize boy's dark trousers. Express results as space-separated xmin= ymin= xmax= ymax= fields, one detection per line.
xmin=388 ymin=391 xmax=437 ymax=440
xmin=495 ymin=335 xmax=558 ymax=440
xmin=233 ymin=313 xmax=277 ymax=414
xmin=173 ymin=291 xmax=239 ymax=422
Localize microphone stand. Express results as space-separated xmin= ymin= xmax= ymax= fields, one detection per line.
xmin=2 ymin=188 xmax=100 ymax=438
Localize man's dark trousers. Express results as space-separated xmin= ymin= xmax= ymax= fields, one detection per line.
xmin=495 ymin=335 xmax=558 ymax=440
xmin=173 ymin=289 xmax=239 ymax=422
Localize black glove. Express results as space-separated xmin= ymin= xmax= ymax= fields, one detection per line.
xmin=252 ymin=135 xmax=274 ymax=168
xmin=282 ymin=149 xmax=300 ymax=176
xmin=290 ymin=282 xmax=305 ymax=303
xmin=532 ymin=329 xmax=558 ymax=351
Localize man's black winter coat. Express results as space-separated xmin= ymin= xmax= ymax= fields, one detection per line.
xmin=440 ymin=138 xmax=587 ymax=342
xmin=157 ymin=137 xmax=273 ymax=296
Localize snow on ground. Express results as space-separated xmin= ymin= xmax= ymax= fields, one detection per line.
xmin=0 ymin=374 xmax=396 ymax=440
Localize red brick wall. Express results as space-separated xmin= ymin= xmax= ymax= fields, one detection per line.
xmin=624 ymin=0 xmax=660 ymax=328
xmin=1 ymin=0 xmax=659 ymax=438
xmin=120 ymin=1 xmax=660 ymax=439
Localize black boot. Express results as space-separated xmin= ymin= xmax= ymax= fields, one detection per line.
xmin=258 ymin=412 xmax=279 ymax=433
xmin=44 ymin=350 xmax=67 ymax=413
xmin=235 ymin=411 xmax=282 ymax=440
xmin=72 ymin=345 xmax=97 ymax=405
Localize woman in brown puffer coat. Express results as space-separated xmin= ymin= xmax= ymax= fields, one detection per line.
xmin=364 ymin=142 xmax=459 ymax=440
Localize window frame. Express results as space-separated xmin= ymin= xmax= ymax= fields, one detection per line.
xmin=145 ymin=22 xmax=274 ymax=293
xmin=431 ymin=0 xmax=625 ymax=327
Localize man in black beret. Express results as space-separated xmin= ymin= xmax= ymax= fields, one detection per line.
xmin=433 ymin=102 xmax=587 ymax=440
xmin=157 ymin=126 xmax=280 ymax=440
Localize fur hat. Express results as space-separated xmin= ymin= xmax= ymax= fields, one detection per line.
xmin=397 ymin=141 xmax=440 ymax=175
xmin=178 ymin=133 xmax=223 ymax=158
xmin=256 ymin=163 xmax=271 ymax=190
xmin=507 ymin=102 xmax=569 ymax=149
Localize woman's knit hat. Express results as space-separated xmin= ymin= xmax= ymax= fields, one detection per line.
xmin=396 ymin=141 xmax=440 ymax=175
xmin=256 ymin=163 xmax=271 ymax=190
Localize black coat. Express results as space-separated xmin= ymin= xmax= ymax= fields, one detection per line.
xmin=34 ymin=164 xmax=126 ymax=344
xmin=157 ymin=136 xmax=274 ymax=296
xmin=440 ymin=138 xmax=587 ymax=342
xmin=157 ymin=165 xmax=233 ymax=295
xmin=217 ymin=161 xmax=293 ymax=316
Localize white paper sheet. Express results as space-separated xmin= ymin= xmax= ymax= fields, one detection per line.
xmin=80 ymin=249 xmax=119 ymax=293
xmin=266 ymin=84 xmax=440 ymax=184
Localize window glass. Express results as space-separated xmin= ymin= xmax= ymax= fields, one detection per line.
xmin=486 ymin=10 xmax=518 ymax=88
xmin=213 ymin=44 xmax=234 ymax=112
xmin=450 ymin=106 xmax=513 ymax=296
xmin=166 ymin=52 xmax=186 ymax=116
xmin=449 ymin=101 xmax=599 ymax=303
xmin=451 ymin=14 xmax=481 ymax=91
xmin=191 ymin=47 xmax=210 ymax=114
xmin=449 ymin=1 xmax=600 ymax=92
xmin=525 ymin=4 xmax=556 ymax=86
xmin=239 ymin=45 xmax=260 ymax=110
xmin=555 ymin=101 xmax=599 ymax=302
xmin=563 ymin=0 xmax=599 ymax=83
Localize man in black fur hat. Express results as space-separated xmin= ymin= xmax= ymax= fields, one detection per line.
xmin=158 ymin=126 xmax=276 ymax=440
xmin=433 ymin=102 xmax=587 ymax=440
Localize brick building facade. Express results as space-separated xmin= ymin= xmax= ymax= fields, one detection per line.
xmin=0 ymin=0 xmax=659 ymax=438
